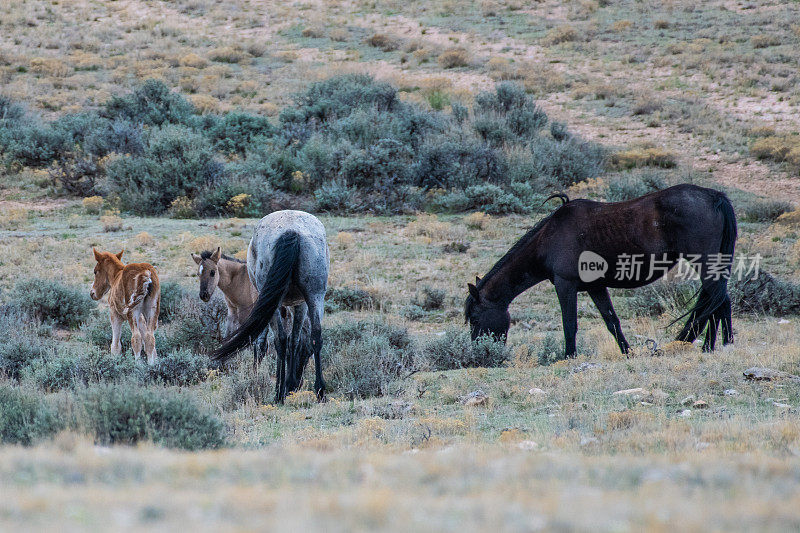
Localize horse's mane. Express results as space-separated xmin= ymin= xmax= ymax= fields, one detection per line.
xmin=200 ymin=250 xmax=244 ymax=263
xmin=465 ymin=202 xmax=565 ymax=319
xmin=476 ymin=210 xmax=558 ymax=291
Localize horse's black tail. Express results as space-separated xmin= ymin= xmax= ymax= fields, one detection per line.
xmin=674 ymin=193 xmax=737 ymax=341
xmin=212 ymin=231 xmax=300 ymax=363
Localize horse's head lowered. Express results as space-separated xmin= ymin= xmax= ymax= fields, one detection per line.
xmin=464 ymin=278 xmax=510 ymax=343
xmin=90 ymin=248 xmax=124 ymax=300
xmin=191 ymin=247 xmax=222 ymax=302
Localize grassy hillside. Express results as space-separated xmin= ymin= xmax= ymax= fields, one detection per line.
xmin=1 ymin=0 xmax=800 ymax=531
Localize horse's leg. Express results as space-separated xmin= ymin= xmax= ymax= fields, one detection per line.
xmin=285 ymin=303 xmax=308 ymax=393
xmin=677 ymin=274 xmax=722 ymax=344
xmin=272 ymin=314 xmax=288 ymax=403
xmin=720 ymin=294 xmax=733 ymax=345
xmin=225 ymin=310 xmax=237 ymax=339
xmin=110 ymin=310 xmax=124 ymax=355
xmin=703 ymin=309 xmax=720 ymax=353
xmin=553 ymin=277 xmax=578 ymax=358
xmin=588 ymin=287 xmax=630 ymax=354
xmin=129 ymin=312 xmax=143 ymax=361
xmin=252 ymin=331 xmax=260 ymax=373
xmin=137 ymin=311 xmax=156 ymax=365
xmin=305 ymin=293 xmax=326 ymax=400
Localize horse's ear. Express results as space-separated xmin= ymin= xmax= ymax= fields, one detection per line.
xmin=116 ymin=250 xmax=124 ymax=260
xmin=191 ymin=253 xmax=202 ymax=265
xmin=475 ymin=276 xmax=481 ymax=285
xmin=92 ymin=248 xmax=101 ymax=262
xmin=468 ymin=283 xmax=480 ymax=303
xmin=211 ymin=247 xmax=221 ymax=263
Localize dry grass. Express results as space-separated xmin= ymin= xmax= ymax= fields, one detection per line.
xmin=463 ymin=212 xmax=491 ymax=230
xmin=543 ymin=25 xmax=579 ymax=45
xmin=100 ymin=213 xmax=123 ymax=232
xmin=1 ymin=442 xmax=799 ymax=531
xmin=82 ymin=196 xmax=104 ymax=214
xmin=611 ymin=146 xmax=678 ymax=169
xmin=437 ymin=48 xmax=470 ymax=69
xmin=366 ymin=33 xmax=399 ymax=52
xmin=0 ymin=208 xmax=28 ymax=230
xmin=751 ymin=34 xmax=782 ymax=49
xmin=751 ymin=136 xmax=800 ymax=166
xmin=329 ymin=28 xmax=350 ymax=42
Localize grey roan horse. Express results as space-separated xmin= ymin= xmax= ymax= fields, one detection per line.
xmin=466 ymin=184 xmax=737 ymax=357
xmin=212 ymin=210 xmax=329 ymax=402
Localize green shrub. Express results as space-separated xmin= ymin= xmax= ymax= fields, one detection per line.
xmin=287 ymin=74 xmax=399 ymax=123
xmin=78 ymin=382 xmax=225 ymax=450
xmin=474 ymin=82 xmax=548 ymax=141
xmin=742 ymin=199 xmax=793 ymax=222
xmin=48 ymin=153 xmax=103 ymax=197
xmin=105 ymin=125 xmax=224 ymax=215
xmin=221 ymin=361 xmax=273 ymax=409
xmin=83 ymin=119 xmax=145 ymax=157
xmin=85 ymin=314 xmax=131 ymax=350
xmin=413 ymin=140 xmax=508 ymax=190
xmin=157 ymin=295 xmax=226 ymax=355
xmin=550 ymin=120 xmax=570 ymax=141
xmin=203 ymin=112 xmax=274 ymax=155
xmin=0 ymin=384 xmax=62 ymax=445
xmin=528 ymin=135 xmax=606 ymax=187
xmin=605 ymin=172 xmax=666 ymax=202
xmin=26 ymin=345 xmax=135 ymax=391
xmin=2 ymin=124 xmax=71 ymax=168
xmin=3 ymin=76 xmax=606 ymax=217
xmin=413 ymin=286 xmax=446 ymax=311
xmin=0 ymin=310 xmax=53 ymax=379
xmin=0 ymin=96 xmax=27 ymax=124
xmin=158 ymin=281 xmax=187 ymax=323
xmin=8 ymin=278 xmax=94 ymax=328
xmin=314 ymin=180 xmax=360 ymax=212
xmin=325 ymin=287 xmax=378 ymax=312
xmin=536 ymin=333 xmax=563 ymax=366
xmin=323 ymin=320 xmax=416 ymax=398
xmin=103 ymin=79 xmax=195 ymax=126
xmin=730 ymin=271 xmax=800 ymax=316
xmin=145 ymin=348 xmax=209 ymax=386
xmin=432 ymin=183 xmax=526 ymax=214
xmin=400 ymin=304 xmax=427 ymax=321
xmin=420 ymin=328 xmax=509 ymax=370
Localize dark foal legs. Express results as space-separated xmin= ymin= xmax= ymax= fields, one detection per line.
xmin=554 ymin=277 xmax=578 ymax=358
xmin=588 ymin=288 xmax=630 ymax=354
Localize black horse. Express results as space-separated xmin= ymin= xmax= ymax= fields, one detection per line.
xmin=465 ymin=184 xmax=737 ymax=357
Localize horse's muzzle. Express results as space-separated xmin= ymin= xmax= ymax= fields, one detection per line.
xmin=199 ymin=292 xmax=210 ymax=302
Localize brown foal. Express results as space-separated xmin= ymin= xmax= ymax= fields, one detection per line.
xmin=90 ymin=248 xmax=161 ymax=364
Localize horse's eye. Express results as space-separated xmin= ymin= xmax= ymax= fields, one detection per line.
xmin=210 ymin=271 xmax=215 ymax=277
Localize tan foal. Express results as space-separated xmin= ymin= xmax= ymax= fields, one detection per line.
xmin=90 ymin=248 xmax=161 ymax=364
